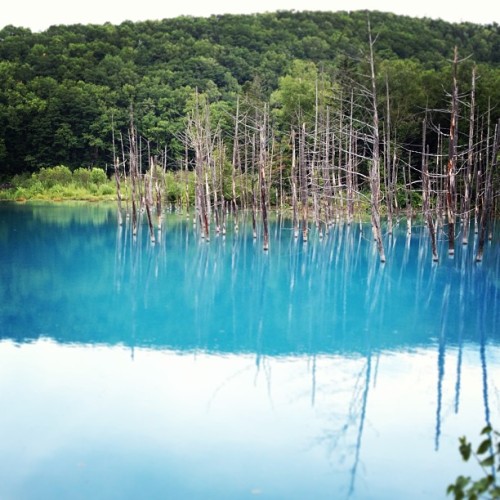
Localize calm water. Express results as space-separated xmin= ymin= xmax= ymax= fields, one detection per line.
xmin=0 ymin=202 xmax=499 ymax=499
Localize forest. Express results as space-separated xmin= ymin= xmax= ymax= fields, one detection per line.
xmin=0 ymin=10 xmax=499 ymax=173
xmin=0 ymin=10 xmax=499 ymax=262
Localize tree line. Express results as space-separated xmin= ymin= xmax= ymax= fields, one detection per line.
xmin=0 ymin=10 xmax=499 ymax=175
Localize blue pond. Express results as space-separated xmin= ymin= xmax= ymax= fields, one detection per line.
xmin=0 ymin=202 xmax=499 ymax=499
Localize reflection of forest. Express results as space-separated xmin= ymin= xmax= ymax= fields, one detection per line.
xmin=1 ymin=206 xmax=499 ymax=353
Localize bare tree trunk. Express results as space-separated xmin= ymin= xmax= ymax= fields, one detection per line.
xmin=477 ymin=120 xmax=499 ymax=261
xmin=300 ymin=123 xmax=309 ymax=242
xmin=422 ymin=118 xmax=438 ymax=261
xmin=232 ymin=96 xmax=240 ymax=230
xmin=384 ymin=75 xmax=394 ymax=236
xmin=368 ymin=18 xmax=386 ymax=263
xmin=291 ymin=129 xmax=299 ymax=238
xmin=145 ymin=159 xmax=156 ymax=243
xmin=406 ymin=157 xmax=412 ymax=236
xmin=346 ymin=91 xmax=355 ymax=226
xmin=475 ymin=120 xmax=485 ymax=234
xmin=251 ymin=132 xmax=258 ymax=239
xmin=462 ymin=66 xmax=476 ymax=245
xmin=128 ymin=112 xmax=138 ymax=237
xmin=155 ymin=158 xmax=163 ymax=232
xmin=114 ymin=156 xmax=123 ymax=226
xmin=322 ymin=106 xmax=333 ymax=228
xmin=436 ymin=125 xmax=443 ymax=227
xmin=259 ymin=110 xmax=270 ymax=251
xmin=186 ymin=91 xmax=211 ymax=240
xmin=446 ymin=46 xmax=459 ymax=256
xmin=312 ymin=78 xmax=320 ymax=231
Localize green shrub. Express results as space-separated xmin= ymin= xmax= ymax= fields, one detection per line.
xmin=11 ymin=173 xmax=31 ymax=188
xmin=165 ymin=171 xmax=182 ymax=203
xmin=73 ymin=167 xmax=91 ymax=187
xmin=48 ymin=184 xmax=66 ymax=197
xmin=14 ymin=187 xmax=28 ymax=200
xmin=98 ymin=184 xmax=115 ymax=196
xmin=36 ymin=165 xmax=72 ymax=188
xmin=27 ymin=180 xmax=44 ymax=196
xmin=90 ymin=167 xmax=107 ymax=186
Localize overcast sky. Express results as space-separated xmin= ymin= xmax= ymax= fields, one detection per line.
xmin=3 ymin=0 xmax=499 ymax=32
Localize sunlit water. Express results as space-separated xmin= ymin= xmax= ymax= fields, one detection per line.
xmin=0 ymin=202 xmax=499 ymax=499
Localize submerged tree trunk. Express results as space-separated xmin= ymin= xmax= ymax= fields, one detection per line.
xmin=232 ymin=96 xmax=240 ymax=231
xmin=477 ymin=120 xmax=499 ymax=261
xmin=299 ymin=123 xmax=309 ymax=242
xmin=462 ymin=66 xmax=476 ymax=245
xmin=144 ymin=162 xmax=155 ymax=243
xmin=384 ymin=76 xmax=394 ymax=237
xmin=259 ymin=110 xmax=270 ymax=251
xmin=114 ymin=156 xmax=123 ymax=227
xmin=291 ymin=129 xmax=299 ymax=238
xmin=368 ymin=18 xmax=386 ymax=263
xmin=422 ymin=118 xmax=438 ymax=262
xmin=128 ymin=112 xmax=138 ymax=237
xmin=446 ymin=47 xmax=459 ymax=256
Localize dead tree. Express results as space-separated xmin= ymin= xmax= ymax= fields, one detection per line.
xmin=114 ymin=156 xmax=123 ymax=226
xmin=422 ymin=118 xmax=439 ymax=261
xmin=144 ymin=158 xmax=156 ymax=243
xmin=384 ymin=75 xmax=396 ymax=236
xmin=232 ymin=96 xmax=241 ymax=230
xmin=128 ymin=112 xmax=139 ymax=237
xmin=259 ymin=108 xmax=270 ymax=251
xmin=346 ymin=91 xmax=355 ymax=226
xmin=462 ymin=66 xmax=476 ymax=245
xmin=291 ymin=129 xmax=299 ymax=238
xmin=299 ymin=122 xmax=309 ymax=242
xmin=368 ymin=18 xmax=386 ymax=263
xmin=186 ymin=91 xmax=211 ymax=240
xmin=477 ymin=120 xmax=499 ymax=261
xmin=446 ymin=47 xmax=459 ymax=256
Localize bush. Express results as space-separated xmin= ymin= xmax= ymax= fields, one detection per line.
xmin=98 ymin=184 xmax=115 ymax=196
xmin=73 ymin=167 xmax=91 ymax=187
xmin=90 ymin=167 xmax=107 ymax=186
xmin=11 ymin=173 xmax=31 ymax=188
xmin=14 ymin=187 xmax=28 ymax=200
xmin=165 ymin=171 xmax=182 ymax=203
xmin=36 ymin=166 xmax=72 ymax=188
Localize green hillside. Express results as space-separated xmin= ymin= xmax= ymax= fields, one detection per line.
xmin=0 ymin=10 xmax=499 ymax=174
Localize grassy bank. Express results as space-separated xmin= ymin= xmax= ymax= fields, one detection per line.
xmin=0 ymin=166 xmax=117 ymax=202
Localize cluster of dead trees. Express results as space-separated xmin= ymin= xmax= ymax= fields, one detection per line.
xmin=113 ymin=110 xmax=168 ymax=245
xmin=113 ymin=42 xmax=498 ymax=264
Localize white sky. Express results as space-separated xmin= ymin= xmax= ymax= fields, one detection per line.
xmin=2 ymin=0 xmax=499 ymax=32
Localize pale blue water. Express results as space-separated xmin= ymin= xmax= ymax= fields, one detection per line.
xmin=0 ymin=202 xmax=499 ymax=499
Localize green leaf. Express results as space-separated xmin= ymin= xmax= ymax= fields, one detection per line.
xmin=447 ymin=477 xmax=469 ymax=499
xmin=477 ymin=438 xmax=492 ymax=455
xmin=459 ymin=439 xmax=472 ymax=461
xmin=472 ymin=475 xmax=493 ymax=493
xmin=480 ymin=425 xmax=492 ymax=435
xmin=479 ymin=455 xmax=495 ymax=467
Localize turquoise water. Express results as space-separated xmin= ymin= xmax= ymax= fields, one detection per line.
xmin=0 ymin=202 xmax=499 ymax=499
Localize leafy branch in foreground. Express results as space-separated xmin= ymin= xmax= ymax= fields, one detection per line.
xmin=447 ymin=425 xmax=500 ymax=499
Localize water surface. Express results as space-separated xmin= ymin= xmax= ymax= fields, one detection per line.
xmin=0 ymin=203 xmax=499 ymax=499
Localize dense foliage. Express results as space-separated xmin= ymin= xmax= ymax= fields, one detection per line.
xmin=0 ymin=10 xmax=499 ymax=176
